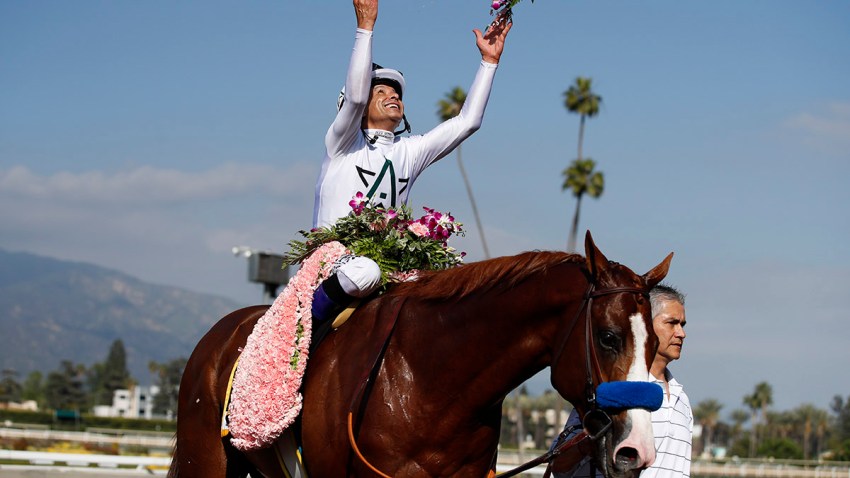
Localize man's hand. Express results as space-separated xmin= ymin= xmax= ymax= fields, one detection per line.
xmin=354 ymin=0 xmax=378 ymax=31
xmin=474 ymin=10 xmax=513 ymax=64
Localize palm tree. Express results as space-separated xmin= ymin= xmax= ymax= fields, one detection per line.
xmin=562 ymin=159 xmax=604 ymax=252
xmin=694 ymin=399 xmax=724 ymax=456
xmin=744 ymin=381 xmax=773 ymax=457
xmin=730 ymin=408 xmax=750 ymax=445
xmin=793 ymin=404 xmax=829 ymax=460
xmin=437 ymin=86 xmax=490 ymax=259
xmin=563 ymin=77 xmax=603 ymax=252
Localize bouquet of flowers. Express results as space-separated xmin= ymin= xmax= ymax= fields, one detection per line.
xmin=283 ymin=192 xmax=466 ymax=285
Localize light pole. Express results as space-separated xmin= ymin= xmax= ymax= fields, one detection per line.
xmin=232 ymin=246 xmax=290 ymax=304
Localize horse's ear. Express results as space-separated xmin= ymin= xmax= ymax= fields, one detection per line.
xmin=584 ymin=230 xmax=610 ymax=280
xmin=643 ymin=252 xmax=674 ymax=289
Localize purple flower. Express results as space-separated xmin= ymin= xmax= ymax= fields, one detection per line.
xmin=349 ymin=192 xmax=367 ymax=215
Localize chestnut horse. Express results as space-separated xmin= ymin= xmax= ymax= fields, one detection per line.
xmin=169 ymin=233 xmax=672 ymax=478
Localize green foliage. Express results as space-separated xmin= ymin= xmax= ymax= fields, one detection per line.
xmin=832 ymin=395 xmax=850 ymax=442
xmin=89 ymin=339 xmax=134 ymax=406
xmin=758 ymin=437 xmax=804 ymax=459
xmin=562 ymin=158 xmax=604 ymax=198
xmin=0 ymin=369 xmax=23 ymax=403
xmin=148 ymin=357 xmax=186 ymax=418
xmin=0 ymin=409 xmax=176 ymax=432
xmin=21 ymin=371 xmax=45 ymax=406
xmin=830 ymin=439 xmax=850 ymax=461
xmin=45 ymin=361 xmax=88 ymax=411
xmin=564 ymin=77 xmax=602 ymax=118
xmin=283 ymin=202 xmax=465 ymax=285
xmin=437 ymin=87 xmax=466 ymax=121
xmin=728 ymin=437 xmax=750 ymax=458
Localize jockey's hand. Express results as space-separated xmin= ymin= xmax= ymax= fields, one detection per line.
xmin=474 ymin=9 xmax=513 ymax=64
xmin=354 ymin=0 xmax=378 ymax=31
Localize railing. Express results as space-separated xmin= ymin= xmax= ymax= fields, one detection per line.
xmin=0 ymin=426 xmax=172 ymax=448
xmin=0 ymin=449 xmax=169 ymax=472
xmin=692 ymin=459 xmax=850 ymax=478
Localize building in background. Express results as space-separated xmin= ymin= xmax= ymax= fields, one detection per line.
xmin=93 ymin=385 xmax=160 ymax=419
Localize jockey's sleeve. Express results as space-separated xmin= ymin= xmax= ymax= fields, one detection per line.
xmin=406 ymin=60 xmax=498 ymax=176
xmin=325 ymin=28 xmax=373 ymax=157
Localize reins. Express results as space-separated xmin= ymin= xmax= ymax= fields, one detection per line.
xmin=346 ymin=297 xmax=407 ymax=478
xmin=346 ymin=281 xmax=648 ymax=478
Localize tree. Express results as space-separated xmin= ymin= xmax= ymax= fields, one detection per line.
xmin=793 ymin=403 xmax=829 ymax=460
xmin=694 ymin=398 xmax=724 ymax=454
xmin=437 ymin=86 xmax=490 ymax=259
xmin=562 ymin=159 xmax=604 ymax=252
xmin=149 ymin=357 xmax=187 ymax=418
xmin=562 ymin=77 xmax=603 ymax=252
xmin=744 ymin=381 xmax=773 ymax=457
xmin=89 ymin=339 xmax=133 ymax=405
xmin=730 ymin=408 xmax=750 ymax=445
xmin=21 ymin=371 xmax=45 ymax=406
xmin=831 ymin=395 xmax=850 ymax=442
xmin=45 ymin=361 xmax=88 ymax=411
xmin=758 ymin=437 xmax=803 ymax=460
xmin=0 ymin=369 xmax=23 ymax=403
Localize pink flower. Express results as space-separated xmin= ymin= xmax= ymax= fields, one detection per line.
xmin=408 ymin=221 xmax=429 ymax=237
xmin=349 ymin=192 xmax=368 ymax=215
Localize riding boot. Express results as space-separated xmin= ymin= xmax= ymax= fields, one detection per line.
xmin=311 ymin=273 xmax=354 ymax=324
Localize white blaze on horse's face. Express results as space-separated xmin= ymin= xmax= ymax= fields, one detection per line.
xmin=612 ymin=313 xmax=657 ymax=469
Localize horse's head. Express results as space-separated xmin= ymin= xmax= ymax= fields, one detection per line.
xmin=551 ymin=231 xmax=672 ymax=478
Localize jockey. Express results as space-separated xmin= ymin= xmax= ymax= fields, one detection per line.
xmin=311 ymin=0 xmax=513 ymax=322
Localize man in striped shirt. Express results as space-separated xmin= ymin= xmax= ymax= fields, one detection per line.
xmin=554 ymin=284 xmax=693 ymax=478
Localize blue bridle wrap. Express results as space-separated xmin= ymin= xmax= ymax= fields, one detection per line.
xmin=596 ymin=381 xmax=663 ymax=411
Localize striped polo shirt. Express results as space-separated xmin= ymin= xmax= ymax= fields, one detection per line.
xmin=553 ymin=368 xmax=693 ymax=478
xmin=643 ymin=369 xmax=693 ymax=478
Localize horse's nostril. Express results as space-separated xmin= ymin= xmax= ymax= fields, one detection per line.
xmin=615 ymin=447 xmax=640 ymax=469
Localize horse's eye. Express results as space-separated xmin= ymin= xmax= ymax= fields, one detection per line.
xmin=599 ymin=331 xmax=621 ymax=351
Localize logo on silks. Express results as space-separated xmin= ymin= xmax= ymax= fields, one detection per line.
xmin=356 ymin=159 xmax=409 ymax=208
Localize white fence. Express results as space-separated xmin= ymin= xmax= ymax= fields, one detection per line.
xmin=0 ymin=449 xmax=169 ymax=473
xmin=0 ymin=426 xmax=172 ymax=448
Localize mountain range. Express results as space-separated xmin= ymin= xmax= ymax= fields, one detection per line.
xmin=0 ymin=248 xmax=245 ymax=384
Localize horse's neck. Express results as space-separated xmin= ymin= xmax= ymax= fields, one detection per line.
xmin=394 ymin=271 xmax=579 ymax=414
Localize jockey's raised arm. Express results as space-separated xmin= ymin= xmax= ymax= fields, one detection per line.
xmin=310 ymin=0 xmax=513 ymax=323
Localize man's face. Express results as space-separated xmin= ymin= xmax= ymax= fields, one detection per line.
xmin=652 ymin=300 xmax=687 ymax=364
xmin=365 ymin=84 xmax=404 ymax=129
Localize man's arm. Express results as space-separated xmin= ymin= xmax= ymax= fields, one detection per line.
xmin=325 ymin=0 xmax=379 ymax=156
xmin=407 ymin=14 xmax=513 ymax=173
xmin=475 ymin=10 xmax=512 ymax=65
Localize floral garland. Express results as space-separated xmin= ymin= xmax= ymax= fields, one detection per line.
xmin=228 ymin=241 xmax=347 ymax=451
xmin=283 ymin=193 xmax=466 ymax=285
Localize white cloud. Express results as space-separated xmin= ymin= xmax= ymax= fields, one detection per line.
xmin=0 ymin=162 xmax=316 ymax=204
xmin=0 ymin=163 xmax=317 ymax=304
xmin=784 ymin=101 xmax=850 ymax=151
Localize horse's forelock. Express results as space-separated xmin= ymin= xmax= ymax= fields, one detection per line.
xmin=390 ymin=251 xmax=584 ymax=301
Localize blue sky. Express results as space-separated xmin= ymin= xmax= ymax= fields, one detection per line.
xmin=2 ymin=1 xmax=849 ymax=418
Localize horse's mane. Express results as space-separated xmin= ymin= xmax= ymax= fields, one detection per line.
xmin=389 ymin=250 xmax=585 ymax=302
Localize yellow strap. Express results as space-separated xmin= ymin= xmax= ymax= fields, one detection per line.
xmin=220 ymin=356 xmax=241 ymax=437
xmin=331 ymin=300 xmax=360 ymax=329
xmin=274 ymin=444 xmax=294 ymax=478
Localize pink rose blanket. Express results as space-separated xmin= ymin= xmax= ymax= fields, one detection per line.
xmin=226 ymin=241 xmax=347 ymax=451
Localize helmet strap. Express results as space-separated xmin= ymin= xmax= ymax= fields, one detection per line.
xmin=394 ymin=115 xmax=411 ymax=136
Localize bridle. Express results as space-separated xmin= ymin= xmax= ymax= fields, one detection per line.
xmin=498 ymin=280 xmax=650 ymax=478
xmin=345 ymin=280 xmax=650 ymax=478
